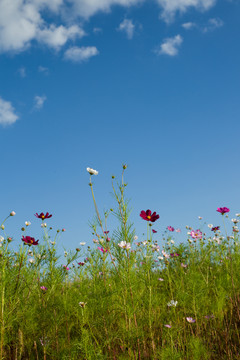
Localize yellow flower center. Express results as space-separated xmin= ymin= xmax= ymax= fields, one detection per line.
xmin=147 ymin=215 xmax=151 ymax=220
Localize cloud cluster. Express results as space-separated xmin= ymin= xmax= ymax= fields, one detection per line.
xmin=0 ymin=0 xmax=218 ymax=54
xmin=0 ymin=97 xmax=19 ymax=126
xmin=64 ymin=46 xmax=99 ymax=62
xmin=155 ymin=35 xmax=183 ymax=56
xmin=34 ymin=95 xmax=47 ymax=109
xmin=0 ymin=0 xmax=84 ymax=53
xmin=156 ymin=0 xmax=216 ymax=22
xmin=117 ymin=19 xmax=135 ymax=39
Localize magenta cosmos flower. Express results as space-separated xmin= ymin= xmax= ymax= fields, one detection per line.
xmin=167 ymin=226 xmax=174 ymax=232
xmin=217 ymin=207 xmax=230 ymax=215
xmin=140 ymin=210 xmax=159 ymax=222
xmin=34 ymin=212 xmax=52 ymax=220
xmin=211 ymin=226 xmax=220 ymax=232
xmin=98 ymin=247 xmax=108 ymax=253
xmin=22 ymin=236 xmax=39 ymax=245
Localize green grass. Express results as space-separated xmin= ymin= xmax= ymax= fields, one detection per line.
xmin=0 ymin=168 xmax=239 ymax=359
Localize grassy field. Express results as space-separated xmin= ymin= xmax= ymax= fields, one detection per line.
xmin=0 ymin=167 xmax=239 ymax=359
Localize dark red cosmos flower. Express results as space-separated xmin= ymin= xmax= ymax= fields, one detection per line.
xmin=211 ymin=226 xmax=220 ymax=231
xmin=140 ymin=210 xmax=160 ymax=222
xmin=22 ymin=236 xmax=39 ymax=245
xmin=34 ymin=212 xmax=52 ymax=220
xmin=152 ymin=229 xmax=157 ymax=233
xmin=78 ymin=262 xmax=85 ymax=266
xmin=217 ymin=207 xmax=230 ymax=215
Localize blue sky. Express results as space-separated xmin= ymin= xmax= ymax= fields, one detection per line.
xmin=0 ymin=0 xmax=240 ymax=252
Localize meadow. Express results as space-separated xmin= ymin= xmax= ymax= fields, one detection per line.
xmin=0 ymin=166 xmax=240 ymax=360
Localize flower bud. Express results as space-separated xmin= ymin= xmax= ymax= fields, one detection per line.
xmin=0 ymin=225 xmax=4 ymax=230
xmin=10 ymin=211 xmax=16 ymax=216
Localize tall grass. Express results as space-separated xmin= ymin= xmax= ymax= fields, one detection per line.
xmin=0 ymin=166 xmax=240 ymax=359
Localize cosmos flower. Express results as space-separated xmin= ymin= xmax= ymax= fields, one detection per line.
xmin=98 ymin=247 xmax=108 ymax=253
xmin=34 ymin=212 xmax=52 ymax=220
xmin=140 ymin=209 xmax=160 ymax=222
xmin=211 ymin=226 xmax=220 ymax=232
xmin=87 ymin=167 xmax=98 ymax=175
xmin=79 ymin=302 xmax=87 ymax=308
xmin=167 ymin=300 xmax=178 ymax=307
xmin=167 ymin=226 xmax=174 ymax=232
xmin=175 ymin=228 xmax=181 ymax=233
xmin=40 ymin=286 xmax=48 ymax=292
xmin=78 ymin=262 xmax=85 ymax=266
xmin=190 ymin=229 xmax=202 ymax=239
xmin=22 ymin=236 xmax=39 ymax=246
xmin=152 ymin=229 xmax=157 ymax=233
xmin=186 ymin=317 xmax=196 ymax=323
xmin=164 ymin=324 xmax=172 ymax=328
xmin=118 ymin=241 xmax=131 ymax=250
xmin=63 ymin=265 xmax=70 ymax=270
xmin=217 ymin=207 xmax=230 ymax=215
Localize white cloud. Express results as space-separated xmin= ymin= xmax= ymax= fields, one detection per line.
xmin=117 ymin=19 xmax=135 ymax=39
xmin=0 ymin=0 xmax=84 ymax=53
xmin=34 ymin=95 xmax=47 ymax=109
xmin=156 ymin=0 xmax=217 ymax=22
xmin=38 ymin=65 xmax=49 ymax=74
xmin=70 ymin=0 xmax=144 ymax=18
xmin=182 ymin=21 xmax=197 ymax=29
xmin=155 ymin=35 xmax=183 ymax=56
xmin=0 ymin=0 xmax=219 ymax=54
xmin=0 ymin=97 xmax=19 ymax=126
xmin=64 ymin=46 xmax=99 ymax=62
xmin=202 ymin=17 xmax=224 ymax=32
xmin=18 ymin=67 xmax=27 ymax=77
xmin=37 ymin=24 xmax=85 ymax=49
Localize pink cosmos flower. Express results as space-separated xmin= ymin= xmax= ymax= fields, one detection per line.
xmin=164 ymin=324 xmax=172 ymax=328
xmin=190 ymin=229 xmax=202 ymax=239
xmin=175 ymin=228 xmax=181 ymax=233
xmin=63 ymin=265 xmax=69 ymax=270
xmin=186 ymin=317 xmax=196 ymax=323
xmin=140 ymin=209 xmax=160 ymax=222
xmin=40 ymin=286 xmax=48 ymax=292
xmin=217 ymin=207 xmax=230 ymax=215
xmin=167 ymin=226 xmax=174 ymax=232
xmin=181 ymin=263 xmax=188 ymax=268
xmin=98 ymin=247 xmax=108 ymax=253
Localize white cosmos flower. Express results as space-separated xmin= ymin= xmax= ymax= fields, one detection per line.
xmin=80 ymin=242 xmax=86 ymax=246
xmin=142 ymin=241 xmax=148 ymax=246
xmin=0 ymin=236 xmax=4 ymax=242
xmin=25 ymin=221 xmax=31 ymax=226
xmin=167 ymin=300 xmax=178 ymax=307
xmin=134 ymin=235 xmax=138 ymax=241
xmin=118 ymin=241 xmax=131 ymax=250
xmin=162 ymin=250 xmax=170 ymax=259
xmin=28 ymin=258 xmax=35 ymax=264
xmin=208 ymin=224 xmax=213 ymax=228
xmin=87 ymin=167 xmax=98 ymax=175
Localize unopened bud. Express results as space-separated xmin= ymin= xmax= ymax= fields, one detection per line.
xmin=10 ymin=211 xmax=16 ymax=216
